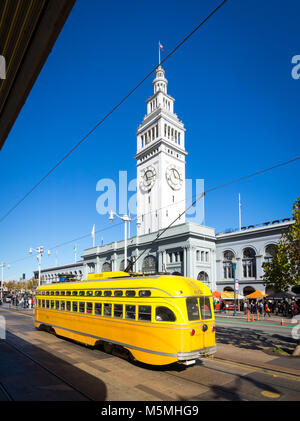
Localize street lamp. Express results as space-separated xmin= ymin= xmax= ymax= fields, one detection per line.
xmin=29 ymin=246 xmax=50 ymax=287
xmin=0 ymin=262 xmax=10 ymax=302
xmin=109 ymin=211 xmax=141 ymax=271
xmin=232 ymin=258 xmax=237 ymax=316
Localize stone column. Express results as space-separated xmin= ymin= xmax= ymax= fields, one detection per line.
xmin=183 ymin=247 xmax=187 ymax=276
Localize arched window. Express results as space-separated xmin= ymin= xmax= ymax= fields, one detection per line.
xmin=142 ymin=255 xmax=157 ymax=274
xmin=120 ymin=259 xmax=131 ymax=271
xmin=197 ymin=271 xmax=209 ymax=284
xmin=223 ymin=250 xmax=234 ymax=279
xmin=223 ymin=286 xmax=234 ymax=292
xmin=242 ymin=248 xmax=256 ymax=278
xmin=264 ymin=244 xmax=277 ymax=263
xmin=102 ymin=262 xmax=112 ymax=272
xmin=88 ymin=263 xmax=95 ymax=274
xmin=243 ymin=286 xmax=255 ymax=296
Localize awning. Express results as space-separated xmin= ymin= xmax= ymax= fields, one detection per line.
xmin=245 ymin=290 xmax=266 ymax=299
xmin=221 ymin=291 xmax=244 ymax=300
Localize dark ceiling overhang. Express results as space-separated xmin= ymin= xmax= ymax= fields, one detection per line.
xmin=0 ymin=0 xmax=76 ymax=150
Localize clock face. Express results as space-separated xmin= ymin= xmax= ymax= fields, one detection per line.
xmin=140 ymin=166 xmax=156 ymax=191
xmin=166 ymin=166 xmax=183 ymax=190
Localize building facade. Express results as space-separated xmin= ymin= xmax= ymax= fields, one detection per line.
xmin=36 ymin=65 xmax=293 ymax=295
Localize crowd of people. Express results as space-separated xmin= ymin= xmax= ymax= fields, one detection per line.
xmin=217 ymin=298 xmax=300 ymax=318
xmin=3 ymin=293 xmax=34 ymax=309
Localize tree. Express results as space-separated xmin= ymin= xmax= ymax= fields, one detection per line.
xmin=263 ymin=197 xmax=300 ymax=292
xmin=263 ymin=197 xmax=300 ymax=355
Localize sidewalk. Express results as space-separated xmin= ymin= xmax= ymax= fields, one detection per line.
xmin=215 ymin=310 xmax=295 ymax=325
xmin=214 ymin=310 xmax=300 ymax=377
xmin=214 ymin=342 xmax=300 ymax=378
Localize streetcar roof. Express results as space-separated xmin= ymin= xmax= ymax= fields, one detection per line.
xmin=36 ymin=273 xmax=212 ymax=297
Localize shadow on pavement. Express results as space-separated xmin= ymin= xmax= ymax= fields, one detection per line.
xmin=0 ymin=331 xmax=107 ymax=401
xmin=216 ymin=326 xmax=298 ymax=352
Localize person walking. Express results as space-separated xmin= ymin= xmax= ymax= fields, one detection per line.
xmin=264 ymin=302 xmax=271 ymax=317
xmin=243 ymin=301 xmax=248 ymax=315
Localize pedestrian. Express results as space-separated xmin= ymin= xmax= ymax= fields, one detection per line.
xmin=264 ymin=302 xmax=271 ymax=317
xmin=292 ymin=301 xmax=298 ymax=316
xmin=243 ymin=301 xmax=248 ymax=314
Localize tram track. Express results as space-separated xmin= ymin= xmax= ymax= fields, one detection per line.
xmin=3 ymin=333 xmax=97 ymax=401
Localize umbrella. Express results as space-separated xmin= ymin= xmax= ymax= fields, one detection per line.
xmin=266 ymin=292 xmax=298 ymax=299
xmin=245 ymin=290 xmax=266 ymax=299
xmin=212 ymin=291 xmax=221 ymax=298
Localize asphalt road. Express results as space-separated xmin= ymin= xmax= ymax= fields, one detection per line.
xmin=0 ymin=307 xmax=299 ymax=402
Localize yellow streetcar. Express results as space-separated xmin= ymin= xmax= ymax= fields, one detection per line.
xmin=34 ymin=271 xmax=216 ymax=366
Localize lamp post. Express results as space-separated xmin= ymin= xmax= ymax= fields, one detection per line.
xmin=0 ymin=262 xmax=10 ymax=302
xmin=109 ymin=211 xmax=141 ymax=271
xmin=232 ymin=258 xmax=237 ymax=316
xmin=29 ymin=246 xmax=50 ymax=286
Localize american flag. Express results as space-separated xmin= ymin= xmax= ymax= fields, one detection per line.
xmin=159 ymin=41 xmax=164 ymax=51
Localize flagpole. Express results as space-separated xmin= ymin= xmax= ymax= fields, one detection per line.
xmin=158 ymin=40 xmax=160 ymax=65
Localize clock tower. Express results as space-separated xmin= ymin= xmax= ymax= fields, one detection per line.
xmin=135 ymin=65 xmax=187 ymax=236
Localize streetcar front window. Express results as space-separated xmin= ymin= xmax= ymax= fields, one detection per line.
xmin=199 ymin=297 xmax=212 ymax=320
xmin=186 ymin=298 xmax=200 ymax=321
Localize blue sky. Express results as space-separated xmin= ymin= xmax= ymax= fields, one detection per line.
xmin=0 ymin=0 xmax=299 ymax=281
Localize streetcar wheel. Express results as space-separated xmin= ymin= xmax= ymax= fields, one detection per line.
xmin=103 ymin=342 xmax=113 ymax=354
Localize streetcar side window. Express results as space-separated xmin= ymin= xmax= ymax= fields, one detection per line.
xmin=86 ymin=291 xmax=93 ymax=297
xmin=125 ymin=305 xmax=136 ymax=320
xmin=155 ymin=306 xmax=176 ymax=322
xmin=103 ymin=303 xmax=112 ymax=317
xmin=51 ymin=291 xmax=54 ymax=296
xmin=79 ymin=291 xmax=85 ymax=296
xmin=66 ymin=301 xmax=71 ymax=311
xmin=126 ymin=290 xmax=135 ymax=297
xmin=199 ymin=297 xmax=212 ymax=320
xmin=51 ymin=300 xmax=55 ymax=309
xmin=72 ymin=291 xmax=78 ymax=296
xmin=61 ymin=291 xmax=65 ymax=296
xmin=72 ymin=301 xmax=78 ymax=312
xmin=56 ymin=291 xmax=60 ymax=296
xmin=95 ymin=291 xmax=102 ymax=297
xmin=46 ymin=291 xmax=49 ymax=296
xmin=186 ymin=298 xmax=200 ymax=321
xmin=86 ymin=302 xmax=93 ymax=314
xmin=42 ymin=300 xmax=45 ymax=308
xmin=55 ymin=301 xmax=59 ymax=310
xmin=114 ymin=304 xmax=123 ymax=318
xmin=139 ymin=290 xmax=151 ymax=297
xmin=66 ymin=291 xmax=71 ymax=296
xmin=79 ymin=302 xmax=85 ymax=313
xmin=138 ymin=305 xmax=151 ymax=321
xmin=46 ymin=300 xmax=50 ymax=309
xmin=114 ymin=290 xmax=123 ymax=297
xmin=104 ymin=291 xmax=112 ymax=297
xmin=95 ymin=303 xmax=102 ymax=315
xmin=61 ymin=301 xmax=65 ymax=311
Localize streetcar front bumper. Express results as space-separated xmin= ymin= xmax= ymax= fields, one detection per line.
xmin=177 ymin=345 xmax=217 ymax=362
